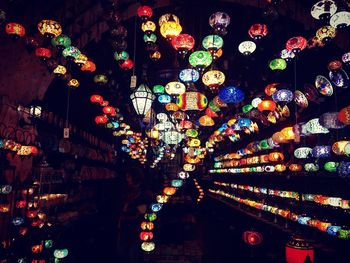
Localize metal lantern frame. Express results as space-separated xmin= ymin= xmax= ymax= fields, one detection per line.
xmin=130 ymin=84 xmax=155 ymax=116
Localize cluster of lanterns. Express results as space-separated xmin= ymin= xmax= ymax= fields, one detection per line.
xmin=238 ymin=23 xmax=269 ymax=56
xmin=0 ymin=138 xmax=38 ymax=156
xmin=193 ymin=179 xmax=204 ymax=203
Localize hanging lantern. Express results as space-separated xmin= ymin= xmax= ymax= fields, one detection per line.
xmin=53 ymin=65 xmax=67 ymax=76
xmin=286 ymin=36 xmax=307 ymax=53
xmin=159 ymin=13 xmax=180 ymax=26
xmin=165 ymin=81 xmax=186 ymax=95
xmin=202 ymin=70 xmax=225 ymax=90
xmin=150 ymin=51 xmax=161 ymax=61
xmin=179 ymin=69 xmax=200 ymax=83
xmin=248 ymin=24 xmax=268 ymax=39
xmin=142 ymin=21 xmax=156 ymax=35
xmin=62 ymin=46 xmax=81 ymax=60
xmin=330 ymin=11 xmax=350 ymax=29
xmin=130 ymin=84 xmax=155 ymax=116
xmin=264 ymin=83 xmax=279 ymax=96
xmin=141 ymin=242 xmax=155 ymax=252
xmin=304 ymin=163 xmax=319 ymax=172
xmin=81 ymin=61 xmax=96 ymax=72
xmin=269 ymin=58 xmax=287 ymax=70
xmin=51 ymin=34 xmax=71 ymax=49
xmin=164 ymin=186 xmax=177 ymax=196
xmin=319 ymin=112 xmax=346 ymax=129
xmin=90 ymin=95 xmax=103 ymax=104
xmin=304 ymin=118 xmax=329 ymax=134
xmin=315 ymin=75 xmax=333 ymax=96
xmin=176 ymin=92 xmax=208 ymax=111
xmin=272 ymin=89 xmax=293 ymax=103
xmin=342 ymin=52 xmax=350 ymax=65
xmin=242 ymin=231 xmax=263 ymax=245
xmin=120 ymin=59 xmax=134 ymax=70
xmin=257 ymin=100 xmax=276 ymax=112
xmin=151 ymin=203 xmax=163 ymax=212
xmin=338 ymin=162 xmax=350 ymax=177
xmin=103 ymin=106 xmax=116 ymax=115
xmin=329 ymin=69 xmax=349 ymax=88
xmin=160 ymin=21 xmax=182 ymax=40
xmin=238 ymin=41 xmax=256 ymax=55
xmin=179 ymin=120 xmax=193 ymax=129
xmin=184 ymin=163 xmax=196 ymax=172
xmin=172 ymin=34 xmax=195 ymax=57
xmin=327 ymin=60 xmax=342 ymax=71
xmin=35 ymin=47 xmax=52 ymax=60
xmin=153 ymin=85 xmax=165 ymax=94
xmin=95 ymin=115 xmax=108 ymax=124
xmin=209 ymin=12 xmax=230 ymax=35
xmin=6 ymin=22 xmax=25 ymax=38
xmin=332 ymin=141 xmax=350 ymax=155
xmin=137 ymin=6 xmax=153 ymax=21
xmin=143 ymin=34 xmax=157 ymax=44
xmin=171 ymin=179 xmax=183 ymax=188
xmin=53 ymin=249 xmax=69 ymax=259
xmin=199 ymin=115 xmax=215 ymax=126
xmin=294 ymin=90 xmax=309 ymax=108
xmin=185 ymin=129 xmax=198 ymax=138
xmin=324 ymin=161 xmax=339 ymax=172
xmin=189 ymin=51 xmax=213 ymax=72
xmin=311 ymin=146 xmax=331 ymax=158
xmin=94 ymin=74 xmax=108 ymax=85
xmin=38 ymin=20 xmax=62 ymax=38
xmin=218 ymin=86 xmax=244 ymax=104
xmin=165 ymin=103 xmax=179 ymax=111
xmin=280 ymin=49 xmax=295 ymax=62
xmin=289 ymin=164 xmax=303 ymax=172
xmin=68 ymin=79 xmax=79 ymax=88
xmin=114 ymin=51 xmax=129 ymax=62
xmin=74 ymin=53 xmax=88 ymax=66
xmin=202 ymin=35 xmax=224 ymax=54
xmin=311 ymin=0 xmax=337 ymax=20
xmin=316 ymin=26 xmax=336 ymax=43
xmin=140 ymin=231 xmax=154 ymax=242
xmin=158 ymin=95 xmax=172 ymax=104
xmin=242 ymin=104 xmax=254 ymax=113
xmin=338 ymin=106 xmax=350 ymax=124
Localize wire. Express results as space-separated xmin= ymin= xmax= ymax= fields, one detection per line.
xmin=132 ymin=15 xmax=137 ymax=76
xmin=65 ymin=87 xmax=71 ymax=128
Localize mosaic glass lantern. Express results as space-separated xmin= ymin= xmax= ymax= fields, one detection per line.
xmin=38 ymin=20 xmax=62 ymax=38
xmin=137 ymin=5 xmax=153 ymax=21
xmin=143 ymin=34 xmax=157 ymax=44
xmin=294 ymin=147 xmax=312 ymax=159
xmin=316 ymin=26 xmax=336 ymax=43
xmin=140 ymin=231 xmax=154 ymax=242
xmin=342 ymin=52 xmax=350 ymax=65
xmin=68 ymin=79 xmax=79 ymax=88
xmin=209 ymin=12 xmax=230 ymax=35
xmin=158 ymin=13 xmax=180 ymax=27
xmin=165 ymin=81 xmax=186 ymax=95
xmin=62 ymin=46 xmax=81 ymax=60
xmin=329 ymin=69 xmax=349 ymax=88
xmin=272 ymin=89 xmax=293 ymax=103
xmin=218 ymin=86 xmax=244 ymax=104
xmin=257 ymin=100 xmax=276 ymax=112
xmin=150 ymin=51 xmax=161 ymax=61
xmin=338 ymin=106 xmax=350 ymax=124
xmin=311 ymin=146 xmax=331 ymax=158
xmin=327 ymin=60 xmax=342 ymax=71
xmin=248 ymin=24 xmax=268 ymax=39
xmin=202 ymin=35 xmax=224 ymax=54
xmin=51 ymin=34 xmax=71 ymax=49
xmin=324 ymin=161 xmax=339 ymax=172
xmin=158 ymin=95 xmax=171 ymax=104
xmin=304 ymin=163 xmax=319 ymax=172
xmin=160 ymin=21 xmax=182 ymax=40
xmin=53 ymin=249 xmax=69 ymax=259
xmin=311 ymin=0 xmax=337 ymax=20
xmin=179 ymin=69 xmax=199 ymax=83
xmin=130 ymin=84 xmax=155 ymax=115
xmin=319 ymin=112 xmax=346 ymax=129
xmin=142 ymin=21 xmax=156 ymax=35
xmin=202 ymin=70 xmax=225 ymax=90
xmin=6 ymin=22 xmax=25 ymax=38
xmin=176 ymin=92 xmax=208 ymax=111
xmin=332 ymin=141 xmax=350 ymax=155
xmin=286 ymin=36 xmax=307 ymax=53
xmin=189 ymin=51 xmax=213 ymax=72
xmin=120 ymin=59 xmax=134 ymax=70
xmin=238 ymin=41 xmax=256 ymax=55
xmin=81 ymin=61 xmax=96 ymax=72
xmin=171 ymin=33 xmax=195 ymax=56
xmin=35 ymin=47 xmax=52 ymax=60
xmin=74 ymin=53 xmax=88 ymax=66
xmin=330 ymin=11 xmax=350 ymax=29
xmin=199 ymin=115 xmax=215 ymax=126
xmin=269 ymin=58 xmax=287 ymax=70
xmin=166 ymin=103 xmax=179 ymax=111
xmin=294 ymin=90 xmax=308 ymax=108
xmin=338 ymin=162 xmax=350 ymax=177
xmin=280 ymin=49 xmax=295 ymax=62
xmin=94 ymin=74 xmax=108 ymax=84
xmin=153 ymin=85 xmax=165 ymax=94
xmin=315 ymin=75 xmax=333 ymax=96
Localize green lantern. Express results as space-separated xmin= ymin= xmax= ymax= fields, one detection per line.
xmin=208 ymin=101 xmax=220 ymax=112
xmin=93 ymin=74 xmax=108 ymax=84
xmin=242 ymin=104 xmax=253 ymax=113
xmin=114 ymin=51 xmax=129 ymax=62
xmin=153 ymin=85 xmax=165 ymax=94
xmin=304 ymin=163 xmax=319 ymax=172
xmin=202 ymin=35 xmax=223 ymax=51
xmin=338 ymin=229 xmax=350 ymax=240
xmin=44 ymin=240 xmax=53 ymax=249
xmin=143 ymin=33 xmax=157 ymax=44
xmin=53 ymin=248 xmax=69 ymax=259
xmin=269 ymin=58 xmax=287 ymax=71
xmin=62 ymin=46 xmax=81 ymax=59
xmin=171 ymin=179 xmax=183 ymax=188
xmin=189 ymin=51 xmax=212 ymax=71
xmin=324 ymin=162 xmax=339 ymax=172
xmin=259 ymin=139 xmax=272 ymax=150
xmin=144 ymin=213 xmax=157 ymax=221
xmin=51 ymin=34 xmax=71 ymax=49
xmin=185 ymin=129 xmax=198 ymax=138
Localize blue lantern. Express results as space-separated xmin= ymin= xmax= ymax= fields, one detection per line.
xmin=179 ymin=69 xmax=200 ymax=83
xmin=171 ymin=179 xmax=183 ymax=188
xmin=311 ymin=146 xmax=331 ymax=158
xmin=151 ymin=203 xmax=163 ymax=212
xmin=298 ymin=216 xmax=311 ymax=225
xmin=272 ymin=89 xmax=294 ymax=103
xmin=338 ymin=162 xmax=350 ymax=177
xmin=158 ymin=95 xmax=171 ymax=104
xmin=12 ymin=217 xmax=24 ymax=226
xmin=218 ymin=86 xmax=244 ymax=104
xmin=329 ymin=69 xmax=349 ymax=88
xmin=238 ymin=118 xmax=252 ymax=127
xmin=327 ymin=225 xmax=342 ymax=236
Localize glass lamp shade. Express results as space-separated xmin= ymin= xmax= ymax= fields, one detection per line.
xmin=189 ymin=51 xmax=213 ymax=70
xmin=324 ymin=161 xmax=339 ymax=172
xmin=242 ymin=104 xmax=254 ymax=113
xmin=68 ymin=79 xmax=79 ymax=88
xmin=199 ymin=115 xmax=215 ymax=126
xmin=172 ymin=179 xmax=184 ymax=188
xmin=166 ymin=103 xmax=179 ymax=111
xmin=120 ymin=59 xmax=134 ymax=70
xmin=51 ymin=34 xmax=71 ymax=48
xmin=338 ymin=162 xmax=350 ymax=177
xmin=185 ymin=129 xmax=198 ymax=138
xmin=304 ymin=163 xmax=319 ymax=172
xmin=178 ymin=120 xmax=193 ymax=129
xmin=257 ymin=100 xmax=276 ymax=112
xmin=218 ymin=86 xmax=244 ymax=104
xmin=311 ymin=0 xmax=337 ymax=20
xmin=74 ymin=53 xmax=88 ymax=66
xmin=160 ymin=21 xmax=182 ymax=40
xmin=338 ymin=106 xmax=350 ymax=124
xmin=177 ymin=92 xmax=208 ymax=111
xmin=315 ymin=75 xmax=333 ymax=96
xmin=202 ymin=70 xmax=225 ymax=90
xmin=172 ymin=34 xmax=195 ymax=54
xmin=159 ymin=13 xmax=180 ymax=27
xmin=137 ymin=5 xmax=153 ymax=20
xmin=238 ymin=41 xmax=256 ymax=55
xmin=53 ymin=65 xmax=67 ymax=75
xmin=311 ymin=146 xmax=331 ymax=158
xmin=329 ymin=69 xmax=349 ymax=88
xmin=248 ymin=24 xmax=268 ymax=39
xmin=330 ymin=11 xmax=350 ymax=29
xmin=162 ymin=130 xmax=183 ymax=144
xmin=332 ymin=141 xmax=350 ymax=155
xmin=141 ymin=21 xmax=156 ymax=34
xmin=140 ymin=231 xmax=154 ymax=242
xmin=53 ymin=249 xmax=69 ymax=259
xmin=150 ymin=51 xmax=161 ymax=61
xmin=35 ymin=47 xmax=52 ymax=59
xmin=179 ymin=69 xmax=200 ymax=83
xmin=38 ymin=20 xmax=62 ymax=38
xmin=141 ymin=242 xmax=155 ymax=252
xmin=294 ymin=90 xmax=309 ymax=108
xmin=94 ymin=74 xmax=108 ymax=84
xmin=327 ymin=60 xmax=342 ymax=71
xmin=130 ymin=84 xmax=155 ymax=115
xmin=263 ymin=84 xmax=276 ymax=97
xmin=150 ymin=203 xmax=162 ymax=212
xmin=272 ymin=89 xmax=293 ymax=103
xmin=165 ymin=81 xmax=186 ymax=95
xmin=178 ymin=170 xmax=190 ymax=179
xmin=286 ymin=36 xmax=307 ymax=53
xmin=342 ymin=52 xmax=350 ymax=65
xmin=156 ymin=113 xmax=168 ymax=122
xmin=209 ymin=12 xmax=230 ymax=31
xmin=280 ymin=49 xmax=295 ymax=61
xmin=319 ymin=112 xmax=346 ymax=129
xmin=103 ymin=106 xmax=116 ymax=115
xmin=316 ymin=26 xmax=336 ymax=42
xmin=81 ymin=61 xmax=96 ymax=72
xmin=202 ymin=35 xmax=224 ymax=51
xmin=62 ymin=46 xmax=81 ymax=59
xmin=304 ymin=118 xmax=329 ymax=134
xmin=5 ymin=23 xmax=25 ymax=37
xmin=153 ymin=85 xmax=165 ymax=94
xmin=158 ymin=95 xmax=171 ymax=104
xmin=95 ymin=115 xmax=108 ymax=124
xmin=143 ymin=33 xmax=157 ymax=44
xmin=269 ymin=58 xmax=287 ymax=70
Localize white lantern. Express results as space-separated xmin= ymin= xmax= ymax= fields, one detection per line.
xmin=30 ymin=105 xmax=42 ymax=118
xmin=165 ymin=81 xmax=186 ymax=95
xmin=156 ymin=113 xmax=168 ymax=122
xmin=311 ymin=0 xmax=337 ymax=20
xmin=330 ymin=11 xmax=350 ymax=29
xmin=304 ymin=118 xmax=330 ymax=134
xmin=294 ymin=147 xmax=313 ymax=159
xmin=162 ymin=129 xmax=183 ymax=145
xmin=238 ymin=41 xmax=256 ymax=55
xmin=130 ymin=84 xmax=155 ymax=116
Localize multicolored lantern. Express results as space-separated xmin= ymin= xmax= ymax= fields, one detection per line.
xmin=338 ymin=106 xmax=350 ymax=124
xmin=179 ymin=69 xmax=200 ymax=83
xmin=176 ymin=92 xmax=208 ymax=111
xmin=6 ymin=22 xmax=25 ymax=38
xmin=311 ymin=0 xmax=337 ymax=20
xmin=137 ymin=6 xmax=153 ymax=21
xmin=202 ymin=70 xmax=225 ymax=90
xmin=209 ymin=12 xmax=230 ymax=35
xmin=172 ymin=34 xmax=195 ymax=56
xmin=142 ymin=21 xmax=156 ymax=35
xmin=248 ymin=24 xmax=268 ymax=39
xmin=315 ymin=75 xmax=333 ymax=96
xmin=316 ymin=25 xmax=336 ymax=42
xmin=51 ymin=34 xmax=71 ymax=49
xmin=165 ymin=81 xmax=186 ymax=95
xmin=202 ymin=35 xmax=224 ymax=54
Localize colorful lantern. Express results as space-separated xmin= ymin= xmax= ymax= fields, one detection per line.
xmin=53 ymin=65 xmax=67 ymax=75
xmin=94 ymin=74 xmax=108 ymax=84
xmin=140 ymin=231 xmax=154 ymax=242
xmin=330 ymin=11 xmax=350 ymax=29
xmin=120 ymin=59 xmax=134 ymax=70
xmin=202 ymin=35 xmax=224 ymax=53
xmin=324 ymin=162 xmax=339 ymax=172
xmin=294 ymin=90 xmax=308 ymax=108
xmin=176 ymin=92 xmax=208 ymax=111
xmin=257 ymin=100 xmax=276 ymax=112
xmin=114 ymin=51 xmax=129 ymax=62
xmin=164 ymin=186 xmax=177 ymax=196
xmin=142 ymin=21 xmax=156 ymax=34
xmin=311 ymin=0 xmax=337 ymax=20
xmin=150 ymin=51 xmax=161 ymax=61
xmin=90 ymin=95 xmax=103 ymax=104
xmin=38 ymin=20 xmax=62 ymax=38
xmin=248 ymin=24 xmax=268 ymax=39
xmin=218 ymin=86 xmax=244 ymax=104
xmin=158 ymin=95 xmax=172 ymax=104
xmin=342 ymin=52 xmax=350 ymax=65
xmin=316 ymin=26 xmax=336 ymax=42
xmin=329 ymin=69 xmax=349 ymax=88
xmin=165 ymin=81 xmax=186 ymax=95
xmin=62 ymin=46 xmax=81 ymax=59
xmin=315 ymin=75 xmax=333 ymax=96
xmin=6 ymin=22 xmax=25 ymax=38
xmin=81 ymin=60 xmax=96 ymax=72
xmin=189 ymin=51 xmax=213 ymax=71
xmin=332 ymin=141 xmax=350 ymax=155
xmin=242 ymin=231 xmax=263 ymax=245
xmin=272 ymin=89 xmax=293 ymax=103
xmin=68 ymin=79 xmax=79 ymax=88
xmin=153 ymin=85 xmax=165 ymax=94
xmin=304 ymin=118 xmax=329 ymax=134
xmin=165 ymin=103 xmax=179 ymax=111
xmin=202 ymin=70 xmax=225 ymax=90
xmin=143 ymin=34 xmax=157 ymax=44
xmin=286 ymin=36 xmax=307 ymax=53
xmin=238 ymin=41 xmax=256 ymax=55
xmin=338 ymin=106 xmax=350 ymax=124
xmin=294 ymin=147 xmax=312 ymax=159
xmin=160 ymin=21 xmax=182 ymax=40
xmin=95 ymin=115 xmax=107 ymax=124
xmin=280 ymin=49 xmax=295 ymax=62
xmin=311 ymin=146 xmax=331 ymax=158
xmin=269 ymin=58 xmax=287 ymax=70
xmin=172 ymin=34 xmax=195 ymax=56
xmin=319 ymin=112 xmax=346 ymax=129
xmin=53 ymin=249 xmax=69 ymax=259
xmin=179 ymin=69 xmax=199 ymax=83
xmin=158 ymin=13 xmax=180 ymax=27
xmin=35 ymin=47 xmax=52 ymax=59
xmin=209 ymin=12 xmax=230 ymax=34
xmin=51 ymin=35 xmax=71 ymax=49
xmin=199 ymin=115 xmax=215 ymax=126
xmin=141 ymin=242 xmax=155 ymax=252
xmin=137 ymin=6 xmax=153 ymax=20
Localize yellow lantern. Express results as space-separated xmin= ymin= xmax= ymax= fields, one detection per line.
xmin=158 ymin=14 xmax=180 ymax=27
xmin=280 ymin=127 xmax=295 ymax=140
xmin=68 ymin=79 xmax=80 ymax=88
xmin=38 ymin=20 xmax=62 ymax=38
xmin=160 ymin=21 xmax=182 ymax=40
xmin=185 ymin=155 xmax=200 ymax=164
xmin=74 ymin=53 xmax=88 ymax=66
xmin=53 ymin=65 xmax=66 ymax=75
xmin=199 ymin=115 xmax=215 ymax=126
xmin=165 ymin=103 xmax=179 ymax=111
xmin=188 ymin=139 xmax=201 ymax=147
xmin=332 ymin=141 xmax=350 ymax=155
xmin=202 ymin=70 xmax=225 ymax=90
xmin=275 ymin=164 xmax=286 ymax=172
xmin=183 ymin=163 xmax=195 ymax=171
xmin=268 ymin=152 xmax=284 ymax=162
xmin=141 ymin=21 xmax=156 ymax=34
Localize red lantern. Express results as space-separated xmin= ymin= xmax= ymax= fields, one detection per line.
xmin=205 ymin=107 xmax=219 ymax=118
xmin=30 ymin=146 xmax=39 ymax=155
xmin=31 ymin=244 xmax=43 ymax=253
xmin=81 ymin=61 xmax=96 ymax=72
xmin=35 ymin=47 xmax=52 ymax=59
xmin=242 ymin=231 xmax=263 ymax=245
xmin=0 ymin=204 xmax=10 ymax=213
xmin=264 ymin=83 xmax=278 ymax=96
xmin=120 ymin=59 xmax=134 ymax=70
xmin=140 ymin=231 xmax=154 ymax=241
xmin=285 ymin=236 xmax=314 ymax=263
xmin=90 ymin=95 xmax=103 ymax=104
xmin=289 ymin=164 xmax=302 ymax=172
xmin=16 ymin=200 xmax=27 ymax=209
xmin=6 ymin=22 xmax=26 ymax=38
xmin=171 ymin=34 xmax=195 ymax=57
xmin=95 ymin=115 xmax=108 ymax=124
xmin=286 ymin=36 xmax=307 ymax=53
xmin=137 ymin=6 xmax=153 ymax=21
xmin=26 ymin=210 xmax=38 ymax=218
xmin=19 ymin=227 xmax=28 ymax=236
xmin=103 ymin=106 xmax=116 ymax=115
xmin=338 ymin=106 xmax=350 ymax=125
xmin=248 ymin=24 xmax=268 ymax=40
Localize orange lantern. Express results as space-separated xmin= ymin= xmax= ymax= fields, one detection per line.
xmin=164 ymin=187 xmax=176 ymax=196
xmin=103 ymin=106 xmax=116 ymax=115
xmin=141 ymin=222 xmax=154 ymax=231
xmin=90 ymin=95 xmax=103 ymax=104
xmin=199 ymin=115 xmax=215 ymax=126
xmin=264 ymin=83 xmax=278 ymax=96
xmin=257 ymin=100 xmax=276 ymax=112
xmin=289 ymin=164 xmax=303 ymax=172
xmin=81 ymin=61 xmax=96 ymax=72
xmin=6 ymin=22 xmax=26 ymax=38
xmin=165 ymin=103 xmax=179 ymax=111
xmin=242 ymin=231 xmax=263 ymax=245
xmin=268 ymin=152 xmax=284 ymax=162
xmin=281 ymin=127 xmax=295 ymax=140
xmin=272 ymin=132 xmax=287 ymax=143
